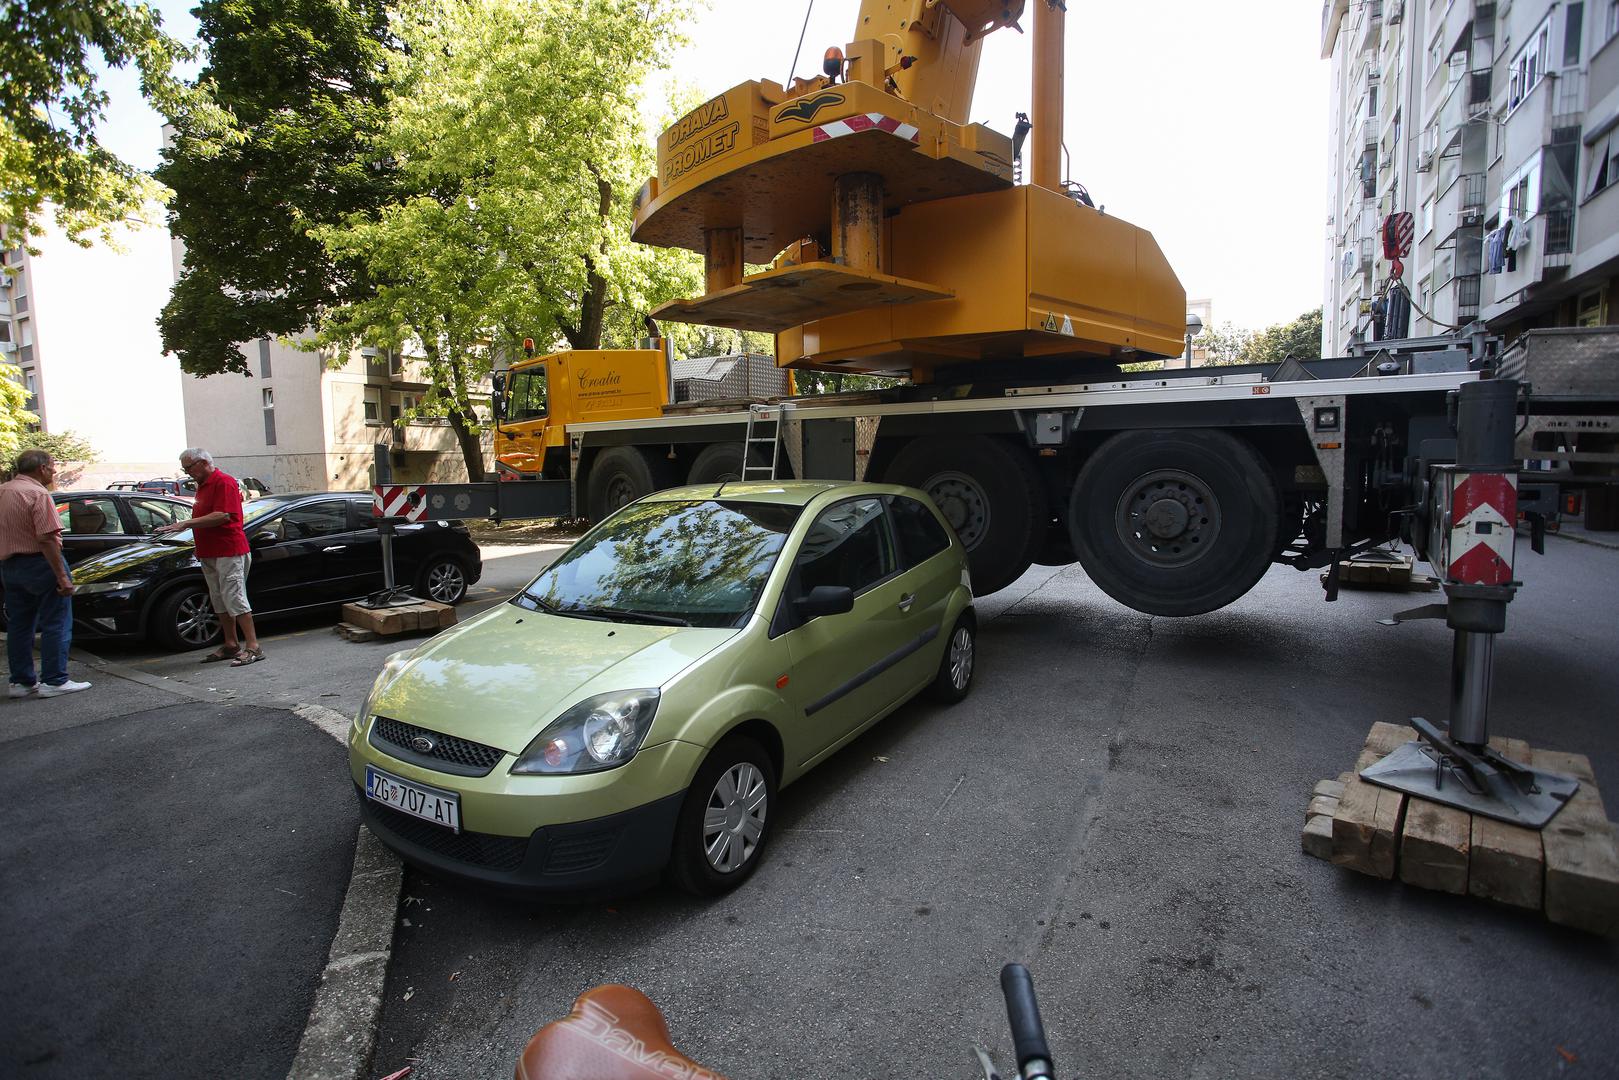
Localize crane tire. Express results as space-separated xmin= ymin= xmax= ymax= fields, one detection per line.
xmin=1068 ymin=429 xmax=1278 ymax=616
xmin=686 ymin=443 xmax=745 ymax=485
xmin=882 ymin=435 xmax=1045 ymax=596
xmin=586 ymin=446 xmax=671 ymax=522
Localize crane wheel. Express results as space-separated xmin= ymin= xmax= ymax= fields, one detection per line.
xmin=687 ymin=444 xmax=744 ymax=485
xmin=586 ymin=446 xmax=672 ymax=522
xmin=1068 ymin=429 xmax=1279 ymax=616
xmin=881 ymin=435 xmax=1045 ymax=596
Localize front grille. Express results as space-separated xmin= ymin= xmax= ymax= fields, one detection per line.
xmin=365 ymin=800 xmax=529 ymax=871
xmin=543 ymin=828 xmax=622 ymax=875
xmin=372 ymin=715 xmax=504 ymax=777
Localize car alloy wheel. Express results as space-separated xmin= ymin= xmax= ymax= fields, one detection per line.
xmin=701 ymin=761 xmax=768 ymax=873
xmin=170 ymin=591 xmax=220 ymax=648
xmin=946 ymin=624 xmax=974 ymax=692
xmin=423 ymin=560 xmax=467 ymax=604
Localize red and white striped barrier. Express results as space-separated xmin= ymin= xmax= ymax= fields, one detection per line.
xmin=811 ymin=113 xmax=920 ymax=145
xmin=1446 ymin=471 xmax=1516 ymax=586
xmin=372 ymin=484 xmax=427 ymax=521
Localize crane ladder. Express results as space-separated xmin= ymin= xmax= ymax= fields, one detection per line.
xmin=742 ymin=403 xmax=788 ymax=481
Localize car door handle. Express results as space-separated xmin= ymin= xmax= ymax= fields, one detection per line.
xmin=323 ymin=545 xmax=347 ymax=553
xmin=898 ymin=592 xmax=915 ymax=612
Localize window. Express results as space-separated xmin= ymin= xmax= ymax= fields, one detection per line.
xmin=260 ymin=501 xmax=349 ymax=542
xmin=262 ymin=388 xmax=274 ymax=407
xmin=128 ymin=498 xmax=187 ymax=532
xmin=258 ymin=338 xmax=272 ymax=379
xmin=1427 ymin=28 xmax=1443 ymax=80
xmin=1420 ymin=198 xmax=1434 ymax=237
xmin=507 ymin=368 xmax=548 ymax=421
xmin=1584 ymin=130 xmax=1619 ymax=198
xmin=1566 ymin=3 xmax=1585 ymax=66
xmin=1609 ymin=0 xmax=1619 ymax=41
xmin=58 ymin=498 xmax=122 ymax=535
xmin=1509 ymin=16 xmax=1554 ymax=111
xmin=794 ymin=497 xmax=895 ymax=595
xmin=363 ymin=386 xmax=381 ymax=424
xmin=392 ymin=392 xmax=419 ymax=423
xmin=887 ymin=496 xmax=951 ymax=568
xmin=1577 ymin=288 xmax=1606 ymax=326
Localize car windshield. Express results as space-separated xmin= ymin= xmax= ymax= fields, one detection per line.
xmin=518 ymin=499 xmax=802 ymax=629
xmin=151 ymin=495 xmax=300 ymax=545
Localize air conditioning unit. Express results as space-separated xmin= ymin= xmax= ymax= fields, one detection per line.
xmin=1417 ymin=149 xmax=1435 ymax=172
xmin=0 ymin=342 xmax=16 ymax=354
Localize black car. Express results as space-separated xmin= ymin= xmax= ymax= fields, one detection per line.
xmin=69 ymin=492 xmax=483 ymax=650
xmin=53 ymin=490 xmax=195 ymax=565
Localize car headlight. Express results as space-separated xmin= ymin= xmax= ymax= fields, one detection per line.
xmin=358 ymin=649 xmax=415 ymax=723
xmin=74 ymin=579 xmax=145 ymax=595
xmin=510 ymin=690 xmax=661 ymax=776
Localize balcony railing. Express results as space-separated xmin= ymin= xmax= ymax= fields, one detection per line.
xmin=1544 ymin=206 xmax=1574 ymax=264
xmin=1456 ymin=274 xmax=1481 ymax=318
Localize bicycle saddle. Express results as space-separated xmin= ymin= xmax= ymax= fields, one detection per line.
xmin=515 ymin=984 xmax=729 ymax=1080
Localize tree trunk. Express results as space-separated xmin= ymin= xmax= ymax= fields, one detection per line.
xmin=446 ymin=408 xmax=485 ymax=482
xmin=560 ymin=168 xmax=614 ymax=351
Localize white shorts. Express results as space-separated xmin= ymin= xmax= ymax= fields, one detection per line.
xmin=200 ymin=554 xmax=252 ymax=617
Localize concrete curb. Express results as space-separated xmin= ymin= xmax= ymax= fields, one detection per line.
xmin=285 ymin=703 xmax=403 ymax=1080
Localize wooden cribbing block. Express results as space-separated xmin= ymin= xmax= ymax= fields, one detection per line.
xmin=340 ymin=600 xmax=457 ymax=637
xmin=1469 ymin=737 xmax=1543 ymax=910
xmin=1400 ymin=799 xmax=1470 ymax=894
xmin=1533 ymin=749 xmax=1619 ymax=937
xmin=1331 ymin=721 xmax=1414 ymax=879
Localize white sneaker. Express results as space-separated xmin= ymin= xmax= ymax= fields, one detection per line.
xmin=37 ymin=679 xmax=91 ymax=697
xmin=8 ymin=683 xmax=37 ymax=698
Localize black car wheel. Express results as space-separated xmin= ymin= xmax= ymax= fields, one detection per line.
xmin=927 ymin=611 xmax=976 ymax=704
xmin=415 ymin=556 xmax=469 ymax=605
xmin=152 ymin=583 xmax=222 ymax=651
xmin=668 ymin=736 xmax=777 ymax=897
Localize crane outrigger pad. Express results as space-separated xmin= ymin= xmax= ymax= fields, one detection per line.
xmin=652 ymin=261 xmax=953 ymax=333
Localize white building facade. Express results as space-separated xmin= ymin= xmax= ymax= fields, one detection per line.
xmin=1323 ymin=0 xmax=1619 ymax=353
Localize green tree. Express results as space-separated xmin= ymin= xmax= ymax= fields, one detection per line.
xmin=1192 ymin=321 xmax=1254 ymax=366
xmin=1244 ymin=307 xmax=1324 ymax=364
xmin=154 ymin=0 xmax=395 ymax=376
xmin=1 ymin=0 xmax=206 ymax=248
xmin=0 ymin=363 xmax=37 ymax=465
xmin=312 ymin=0 xmax=697 ymax=481
xmin=18 ymin=428 xmax=98 ymax=485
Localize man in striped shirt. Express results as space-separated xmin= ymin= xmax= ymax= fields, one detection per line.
xmin=0 ymin=450 xmax=91 ymax=697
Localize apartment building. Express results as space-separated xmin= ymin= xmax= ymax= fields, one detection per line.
xmin=1323 ymin=0 xmax=1619 ymax=354
xmin=178 ymin=337 xmax=493 ymax=492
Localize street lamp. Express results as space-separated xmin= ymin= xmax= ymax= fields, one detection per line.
xmin=1184 ymin=313 xmax=1204 ymax=369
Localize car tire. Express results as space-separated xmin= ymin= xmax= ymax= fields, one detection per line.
xmin=881 ymin=435 xmax=1045 ymax=596
xmin=415 ymin=556 xmax=469 ymax=605
xmin=586 ymin=446 xmax=671 ymax=522
xmin=927 ymin=611 xmax=976 ymax=704
xmin=1067 ymin=428 xmax=1280 ymax=616
xmin=668 ymin=735 xmax=777 ymax=897
xmin=152 ymin=582 xmax=222 ymax=651
xmin=686 ymin=443 xmax=744 ymax=485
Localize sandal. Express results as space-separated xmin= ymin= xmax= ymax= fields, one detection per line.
xmin=230 ymin=648 xmax=266 ymax=667
xmin=200 ymin=647 xmax=238 ymax=664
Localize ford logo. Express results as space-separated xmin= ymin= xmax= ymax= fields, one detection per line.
xmin=409 ymin=735 xmax=437 ymax=754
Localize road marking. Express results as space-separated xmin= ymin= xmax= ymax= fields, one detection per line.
xmin=293 ymin=702 xmax=351 ymax=744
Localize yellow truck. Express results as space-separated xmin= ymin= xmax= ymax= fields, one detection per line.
xmin=475 ymin=0 xmax=1608 ymax=618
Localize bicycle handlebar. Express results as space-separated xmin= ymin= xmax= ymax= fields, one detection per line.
xmin=999 ymin=963 xmax=1054 ymax=1079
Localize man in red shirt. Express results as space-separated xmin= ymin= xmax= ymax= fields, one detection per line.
xmin=154 ymin=448 xmax=264 ymax=665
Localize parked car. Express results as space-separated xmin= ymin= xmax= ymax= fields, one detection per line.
xmin=69 ymin=491 xmax=482 ymax=650
xmin=51 ymin=491 xmax=196 ymax=565
xmin=239 ymin=476 xmax=273 ymax=498
xmin=348 ymin=481 xmax=976 ymax=898
xmin=132 ymin=477 xmax=198 ymax=499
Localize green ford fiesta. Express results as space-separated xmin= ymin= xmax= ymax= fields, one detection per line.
xmin=348 ymin=481 xmax=976 ymax=897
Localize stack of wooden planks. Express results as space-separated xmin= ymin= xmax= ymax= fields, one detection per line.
xmin=337 ymin=599 xmax=457 ymax=640
xmin=1304 ymin=721 xmax=1619 ymax=936
xmin=1319 ymin=553 xmax=1439 ymax=592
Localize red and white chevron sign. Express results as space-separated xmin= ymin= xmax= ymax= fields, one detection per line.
xmin=1447 ymin=472 xmax=1517 ymax=586
xmin=372 ymin=484 xmax=427 ymax=521
xmin=811 ymin=113 xmax=920 ymax=144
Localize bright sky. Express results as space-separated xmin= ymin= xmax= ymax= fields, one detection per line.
xmin=97 ymin=0 xmax=1328 ymax=333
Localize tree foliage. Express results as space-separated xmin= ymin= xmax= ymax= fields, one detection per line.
xmin=312 ymin=0 xmax=698 ymax=481
xmin=1244 ymin=307 xmax=1324 ymax=364
xmin=1 ymin=0 xmax=200 ymax=248
xmin=1191 ymin=321 xmax=1254 ymax=366
xmin=155 ymin=0 xmax=395 ymax=376
xmin=18 ymin=428 xmax=97 ymax=485
xmin=0 ymin=364 xmax=35 ymax=465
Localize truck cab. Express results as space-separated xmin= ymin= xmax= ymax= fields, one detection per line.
xmin=493 ymin=348 xmax=671 ymax=479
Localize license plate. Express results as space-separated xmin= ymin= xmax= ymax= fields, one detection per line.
xmin=365 ymin=765 xmax=461 ymax=833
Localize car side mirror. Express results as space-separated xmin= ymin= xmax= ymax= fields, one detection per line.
xmin=793 ymin=585 xmax=854 ymax=621
xmin=250 ymin=529 xmax=277 ymax=545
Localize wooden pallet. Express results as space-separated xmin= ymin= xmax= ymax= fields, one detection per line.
xmin=1319 ymin=553 xmax=1440 ymax=592
xmin=333 ymin=622 xmax=377 ymax=643
xmin=338 ymin=600 xmax=457 ymax=638
xmin=1304 ymin=721 xmax=1619 ymax=936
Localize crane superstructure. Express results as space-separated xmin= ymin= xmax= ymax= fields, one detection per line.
xmin=630 ymin=0 xmax=1186 ymax=381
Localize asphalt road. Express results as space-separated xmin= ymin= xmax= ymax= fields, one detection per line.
xmin=368 ymin=535 xmax=1619 ymax=1080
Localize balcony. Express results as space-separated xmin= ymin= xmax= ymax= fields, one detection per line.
xmin=381 ymin=418 xmax=458 ymax=454
xmin=1355 ymin=1 xmax=1382 ymax=54
xmin=1436 ymin=171 xmax=1487 ymax=242
xmin=1439 ymin=68 xmax=1492 ymax=152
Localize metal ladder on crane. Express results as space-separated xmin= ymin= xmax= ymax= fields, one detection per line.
xmin=741 ymin=403 xmax=788 ymax=481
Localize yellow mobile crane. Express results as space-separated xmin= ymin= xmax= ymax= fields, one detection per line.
xmin=483 ymin=0 xmax=1574 ymax=617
